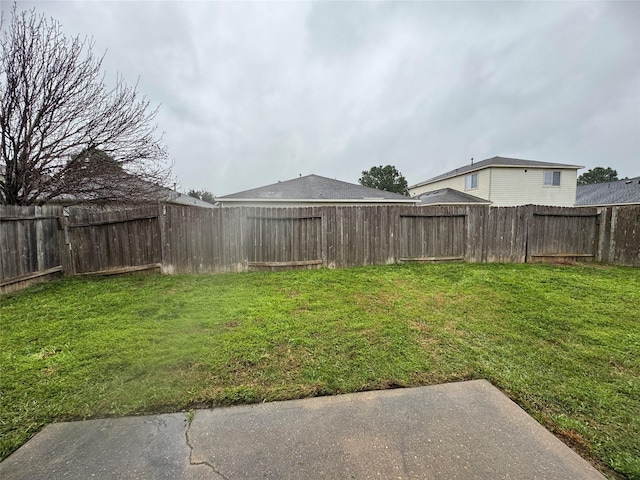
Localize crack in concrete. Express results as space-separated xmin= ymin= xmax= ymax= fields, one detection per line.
xmin=185 ymin=415 xmax=231 ymax=480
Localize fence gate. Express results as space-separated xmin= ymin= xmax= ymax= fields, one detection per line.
xmin=66 ymin=207 xmax=162 ymax=275
xmin=526 ymin=208 xmax=599 ymax=263
xmin=246 ymin=214 xmax=323 ymax=270
xmin=398 ymin=213 xmax=466 ymax=262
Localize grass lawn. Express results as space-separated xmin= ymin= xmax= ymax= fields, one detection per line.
xmin=0 ymin=263 xmax=638 ymax=478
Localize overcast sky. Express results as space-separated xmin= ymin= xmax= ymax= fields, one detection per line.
xmin=5 ymin=1 xmax=640 ymax=195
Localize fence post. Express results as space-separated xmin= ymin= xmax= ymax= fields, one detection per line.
xmin=34 ymin=206 xmax=44 ymax=272
xmin=593 ymin=207 xmax=602 ymax=263
xmin=523 ymin=204 xmax=533 ymax=263
xmin=608 ymin=207 xmax=618 ymax=264
xmin=596 ymin=207 xmax=611 ymax=263
xmin=57 ymin=207 xmax=75 ymax=275
xmin=158 ymin=204 xmax=168 ymax=274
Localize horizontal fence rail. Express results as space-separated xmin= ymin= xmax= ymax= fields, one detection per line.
xmin=1 ymin=204 xmax=639 ymax=294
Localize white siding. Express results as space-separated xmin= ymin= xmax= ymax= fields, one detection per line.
xmin=488 ymin=168 xmax=577 ymax=206
xmin=410 ymin=169 xmax=491 ymax=199
xmin=409 ymin=167 xmax=578 ymax=206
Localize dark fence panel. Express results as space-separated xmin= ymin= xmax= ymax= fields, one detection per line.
xmin=399 ymin=208 xmax=466 ymax=261
xmin=66 ymin=206 xmax=161 ymax=275
xmin=246 ymin=207 xmax=323 ymax=270
xmin=480 ymin=206 xmax=528 ymax=263
xmin=329 ymin=205 xmax=401 ymax=268
xmin=160 ymin=205 xmax=247 ymax=274
xmin=527 ymin=206 xmax=599 ymax=262
xmin=604 ymin=205 xmax=640 ymax=267
xmin=0 ymin=205 xmax=63 ymax=293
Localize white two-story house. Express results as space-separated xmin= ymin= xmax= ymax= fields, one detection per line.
xmin=409 ymin=156 xmax=583 ymax=207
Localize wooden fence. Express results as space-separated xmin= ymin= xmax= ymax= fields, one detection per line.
xmin=0 ymin=205 xmax=64 ymax=293
xmin=1 ymin=204 xmax=639 ymax=294
xmin=66 ymin=206 xmax=162 ymax=275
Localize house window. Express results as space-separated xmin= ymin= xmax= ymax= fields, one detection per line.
xmin=544 ymin=171 xmax=561 ymax=186
xmin=465 ymin=173 xmax=478 ymax=190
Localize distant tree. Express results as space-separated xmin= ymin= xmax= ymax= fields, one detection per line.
xmin=0 ymin=6 xmax=171 ymax=206
xmin=577 ymin=167 xmax=618 ymax=185
xmin=359 ymin=165 xmax=409 ymax=196
xmin=187 ymin=189 xmax=216 ymax=204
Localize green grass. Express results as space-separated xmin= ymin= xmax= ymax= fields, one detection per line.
xmin=1 ymin=263 xmax=638 ymax=478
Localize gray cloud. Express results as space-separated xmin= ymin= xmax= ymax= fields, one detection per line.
xmin=6 ymin=0 xmax=639 ymax=195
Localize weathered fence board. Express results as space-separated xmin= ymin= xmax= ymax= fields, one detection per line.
xmin=161 ymin=206 xmax=246 ymax=274
xmin=399 ymin=208 xmax=466 ymax=261
xmin=0 ymin=205 xmax=63 ymax=293
xmin=246 ymin=207 xmax=323 ymax=270
xmin=603 ymin=205 xmax=640 ymax=267
xmin=2 ymin=203 xmax=639 ymax=294
xmin=66 ymin=206 xmax=162 ymax=275
xmin=527 ymin=206 xmax=599 ymax=262
xmin=479 ymin=206 xmax=526 ymax=263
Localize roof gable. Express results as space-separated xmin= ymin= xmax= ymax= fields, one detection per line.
xmin=410 ymin=156 xmax=583 ymax=189
xmin=218 ymin=174 xmax=415 ymax=202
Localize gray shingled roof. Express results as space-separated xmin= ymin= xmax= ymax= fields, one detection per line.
xmin=165 ymin=191 xmax=217 ymax=208
xmin=218 ymin=174 xmax=416 ymax=202
xmin=410 ymin=156 xmax=583 ymax=189
xmin=575 ymin=177 xmax=640 ymax=206
xmin=415 ymin=188 xmax=491 ymax=205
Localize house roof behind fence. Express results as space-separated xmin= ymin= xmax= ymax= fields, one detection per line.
xmin=575 ymin=177 xmax=640 ymax=206
xmin=409 ymin=156 xmax=584 ymax=189
xmin=217 ymin=174 xmax=417 ymax=203
xmin=415 ymin=188 xmax=491 ymax=205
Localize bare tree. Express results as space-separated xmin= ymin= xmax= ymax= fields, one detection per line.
xmin=0 ymin=6 xmax=172 ymax=206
